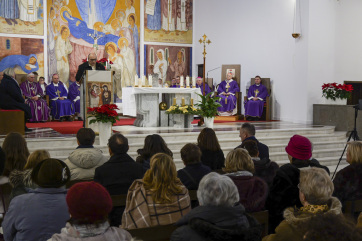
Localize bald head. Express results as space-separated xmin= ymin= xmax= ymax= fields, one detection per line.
xmin=88 ymin=53 xmax=97 ymax=67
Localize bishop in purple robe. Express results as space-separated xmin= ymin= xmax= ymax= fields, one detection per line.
xmin=217 ymin=73 xmax=240 ymax=115
xmin=20 ymin=73 xmax=49 ymax=122
xmin=244 ymin=76 xmax=269 ymax=119
xmin=196 ymin=77 xmax=211 ymax=96
xmin=68 ymin=81 xmax=80 ymax=114
xmin=47 ymin=74 xmax=75 ymax=121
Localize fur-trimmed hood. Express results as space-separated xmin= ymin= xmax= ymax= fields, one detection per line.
xmin=9 ymin=169 xmax=37 ymax=189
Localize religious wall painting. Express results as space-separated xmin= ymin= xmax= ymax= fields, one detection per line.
xmin=0 ymin=37 xmax=44 ymax=78
xmin=87 ymin=82 xmax=114 ymax=108
xmin=145 ymin=44 xmax=192 ymax=86
xmin=0 ymin=0 xmax=44 ymax=35
xmin=47 ymin=0 xmax=140 ymax=102
xmin=144 ymin=0 xmax=193 ymax=44
xmin=226 ymin=69 xmax=236 ymax=78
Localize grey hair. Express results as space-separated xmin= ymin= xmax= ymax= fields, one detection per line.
xmin=4 ymin=68 xmax=15 ymax=78
xmin=27 ymin=73 xmax=35 ymax=77
xmin=197 ymin=172 xmax=239 ymax=207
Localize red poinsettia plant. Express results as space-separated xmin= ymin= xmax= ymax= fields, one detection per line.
xmin=322 ymin=82 xmax=353 ymax=100
xmin=87 ymin=104 xmax=119 ymax=124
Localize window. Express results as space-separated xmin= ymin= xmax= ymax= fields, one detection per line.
xmin=150 ymin=48 xmax=154 ymax=65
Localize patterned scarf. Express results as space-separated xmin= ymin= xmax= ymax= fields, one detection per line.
xmin=300 ymin=204 xmax=329 ymax=214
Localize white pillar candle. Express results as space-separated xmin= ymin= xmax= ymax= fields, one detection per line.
xmin=192 ymin=77 xmax=196 ymax=87
xmin=186 ymin=76 xmax=190 ymax=87
xmin=142 ymin=75 xmax=146 ymax=86
xmin=148 ymin=74 xmax=153 ymax=87
xmin=135 ymin=75 xmax=138 ymax=86
xmin=180 ymin=76 xmax=184 ymax=87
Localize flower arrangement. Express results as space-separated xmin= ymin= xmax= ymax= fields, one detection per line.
xmin=166 ymin=104 xmax=200 ymax=115
xmin=195 ymin=92 xmax=221 ymax=118
xmin=322 ymin=83 xmax=353 ymax=100
xmin=87 ymin=104 xmax=120 ymax=124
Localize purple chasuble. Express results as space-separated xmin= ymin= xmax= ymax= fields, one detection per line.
xmin=20 ymin=80 xmax=49 ymax=122
xmin=217 ymin=79 xmax=240 ymax=112
xmin=244 ymin=84 xmax=269 ymax=117
xmin=68 ymin=82 xmax=81 ymax=113
xmin=47 ymin=83 xmax=75 ymax=120
xmin=196 ymin=83 xmax=211 ymax=96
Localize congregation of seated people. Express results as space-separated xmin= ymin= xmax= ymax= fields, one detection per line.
xmin=0 ymin=124 xmax=362 ymax=241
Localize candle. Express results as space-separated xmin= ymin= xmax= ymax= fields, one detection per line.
xmin=135 ymin=75 xmax=139 ymax=86
xmin=142 ymin=75 xmax=146 ymax=86
xmin=186 ymin=76 xmax=190 ymax=87
xmin=180 ymin=76 xmax=184 ymax=87
xmin=148 ymin=74 xmax=152 ymax=87
xmin=192 ymin=77 xmax=196 ymax=87
xmin=182 ymin=97 xmax=185 ymax=106
xmin=173 ymin=97 xmax=176 ymax=106
xmin=191 ymin=98 xmax=193 ymax=106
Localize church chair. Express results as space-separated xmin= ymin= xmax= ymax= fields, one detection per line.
xmin=250 ymin=210 xmax=269 ymax=238
xmin=127 ymin=224 xmax=178 ymax=241
xmin=0 ymin=109 xmax=25 ymax=135
xmin=206 ymin=78 xmax=214 ymax=91
xmin=244 ymin=78 xmax=272 ymax=121
xmin=65 ymin=179 xmax=93 ymax=188
xmin=343 ymin=199 xmax=362 ymax=221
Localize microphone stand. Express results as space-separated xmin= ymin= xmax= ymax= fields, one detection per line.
xmin=206 ymin=67 xmax=221 ymax=93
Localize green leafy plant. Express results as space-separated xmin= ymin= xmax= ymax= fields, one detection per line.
xmin=195 ymin=92 xmax=221 ymax=118
xmin=87 ymin=104 xmax=120 ymax=124
xmin=166 ymin=105 xmax=200 ymax=115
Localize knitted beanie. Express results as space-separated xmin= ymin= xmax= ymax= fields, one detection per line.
xmin=31 ymin=158 xmax=70 ymax=188
xmin=66 ymin=181 xmax=113 ymax=222
xmin=285 ymin=135 xmax=312 ymax=160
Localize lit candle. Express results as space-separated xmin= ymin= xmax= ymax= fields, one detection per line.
xmin=180 ymin=76 xmax=184 ymax=87
xmin=191 ymin=98 xmax=193 ymax=106
xmin=186 ymin=76 xmax=190 ymax=87
xmin=135 ymin=75 xmax=139 ymax=86
xmin=173 ymin=97 xmax=176 ymax=105
xmin=182 ymin=97 xmax=185 ymax=106
xmin=142 ymin=75 xmax=146 ymax=86
xmin=148 ymin=74 xmax=153 ymax=87
xmin=192 ymin=77 xmax=196 ymax=88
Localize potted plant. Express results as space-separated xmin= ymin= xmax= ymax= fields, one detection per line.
xmin=322 ymin=82 xmax=353 ymax=105
xmin=166 ymin=104 xmax=200 ymax=128
xmin=195 ymin=92 xmax=221 ymax=128
xmin=87 ymin=104 xmax=119 ymax=145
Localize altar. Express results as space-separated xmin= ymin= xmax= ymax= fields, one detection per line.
xmin=122 ymin=87 xmax=202 ymax=127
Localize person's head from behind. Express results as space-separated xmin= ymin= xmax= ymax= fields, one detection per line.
xmin=285 ymin=135 xmax=312 ymax=162
xmin=143 ymin=153 xmax=182 ymax=203
xmin=108 ymin=133 xmax=129 ymax=155
xmin=142 ymin=134 xmax=172 ymax=158
xmin=254 ymin=75 xmax=261 ymax=85
xmin=346 ymin=141 xmax=362 ymax=164
xmin=67 ymin=181 xmax=113 ymax=226
xmin=197 ymin=127 xmax=221 ymax=152
xmin=31 ymin=158 xmax=70 ymax=188
xmin=2 ymin=132 xmax=29 ymax=176
xmin=24 ymin=150 xmax=50 ymax=169
xmin=4 ymin=67 xmax=15 ymax=78
xmin=299 ymin=168 xmax=333 ymax=206
xmin=239 ymin=123 xmax=256 ymax=141
xmin=240 ymin=140 xmax=259 ymax=158
xmin=180 ymin=143 xmax=202 ymax=166
xmin=197 ymin=172 xmax=239 ymax=207
xmin=76 ymin=128 xmax=96 ymax=146
xmin=223 ymin=148 xmax=255 ymax=174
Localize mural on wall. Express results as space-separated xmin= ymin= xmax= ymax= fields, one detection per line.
xmin=145 ymin=44 xmax=192 ymax=86
xmin=47 ymin=0 xmax=140 ymax=102
xmin=144 ymin=0 xmax=193 ymax=44
xmin=0 ymin=0 xmax=44 ymax=35
xmin=0 ymin=37 xmax=44 ymax=77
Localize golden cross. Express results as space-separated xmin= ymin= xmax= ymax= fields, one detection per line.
xmin=199 ymin=34 xmax=211 ymax=58
xmin=55 ymin=89 xmax=61 ymax=97
xmin=255 ymin=89 xmax=259 ymax=97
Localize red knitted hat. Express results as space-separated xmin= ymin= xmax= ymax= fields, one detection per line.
xmin=285 ymin=135 xmax=312 ymax=160
xmin=66 ymin=181 xmax=112 ymax=222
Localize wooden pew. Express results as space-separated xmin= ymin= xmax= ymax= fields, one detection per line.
xmin=127 ymin=224 xmax=177 ymax=241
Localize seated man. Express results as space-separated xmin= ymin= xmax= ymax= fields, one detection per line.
xmin=68 ymin=80 xmax=81 ymax=120
xmin=20 ymin=73 xmax=49 ymax=122
xmin=38 ymin=76 xmax=47 ymax=94
xmin=47 ymin=73 xmax=75 ymax=121
xmin=196 ymin=77 xmax=211 ymax=96
xmin=217 ymin=73 xmax=240 ymax=116
xmin=244 ymin=75 xmax=269 ymax=121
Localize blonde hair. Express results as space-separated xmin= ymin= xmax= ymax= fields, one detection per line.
xmin=24 ymin=150 xmax=50 ymax=169
xmin=143 ymin=153 xmax=183 ymax=203
xmin=299 ymin=167 xmax=334 ymax=205
xmin=347 ymin=141 xmax=362 ymax=164
xmin=223 ymin=148 xmax=255 ymax=173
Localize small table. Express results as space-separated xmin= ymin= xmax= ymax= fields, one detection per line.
xmin=122 ymin=87 xmax=202 ymax=127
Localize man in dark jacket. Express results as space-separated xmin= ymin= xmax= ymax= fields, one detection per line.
xmin=75 ymin=53 xmax=105 ymax=82
xmin=235 ymin=123 xmax=269 ymax=159
xmin=0 ymin=68 xmax=32 ymax=131
xmin=94 ymin=133 xmax=143 ymax=226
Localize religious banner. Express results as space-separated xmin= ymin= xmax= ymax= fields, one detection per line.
xmin=144 ymin=0 xmax=193 ymax=44
xmin=0 ymin=37 xmax=44 ymax=78
xmin=145 ymin=44 xmax=192 ymax=86
xmin=0 ymin=0 xmax=44 ymax=35
xmin=47 ymin=0 xmax=140 ymax=103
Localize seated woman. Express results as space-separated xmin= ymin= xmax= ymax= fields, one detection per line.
xmin=217 ymin=73 xmax=240 ymax=116
xmin=222 ymin=148 xmax=268 ymax=212
xmin=136 ymin=134 xmax=173 ymax=171
xmin=171 ymin=172 xmax=261 ymax=241
xmin=263 ymin=168 xmax=342 ymax=241
xmin=333 ymin=141 xmax=362 ymax=204
xmin=197 ymin=128 xmax=225 ymax=170
xmin=49 ymin=181 xmax=132 ymax=240
xmin=122 ymin=153 xmax=191 ymax=229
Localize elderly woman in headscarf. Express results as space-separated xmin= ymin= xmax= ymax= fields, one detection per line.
xmin=153 ymin=49 xmax=168 ymax=84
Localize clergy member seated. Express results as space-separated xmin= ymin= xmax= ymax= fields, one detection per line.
xmin=196 ymin=77 xmax=211 ymax=96
xmin=68 ymin=80 xmax=81 ymax=120
xmin=244 ymin=75 xmax=269 ymax=121
xmin=38 ymin=76 xmax=47 ymax=96
xmin=47 ymin=73 xmax=75 ymax=122
xmin=20 ymin=73 xmax=49 ymax=122
xmin=217 ymin=73 xmax=240 ymax=116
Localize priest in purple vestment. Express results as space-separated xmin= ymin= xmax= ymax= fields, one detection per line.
xmin=244 ymin=76 xmax=269 ymax=121
xmin=20 ymin=73 xmax=49 ymax=122
xmin=217 ymin=73 xmax=240 ymax=116
xmin=47 ymin=74 xmax=75 ymax=121
xmin=68 ymin=81 xmax=81 ymax=119
xmin=196 ymin=77 xmax=211 ymax=96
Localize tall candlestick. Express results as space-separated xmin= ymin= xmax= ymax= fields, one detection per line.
xmin=186 ymin=76 xmax=190 ymax=87
xmin=191 ymin=98 xmax=194 ymax=106
xmin=142 ymin=75 xmax=146 ymax=86
xmin=173 ymin=97 xmax=176 ymax=105
xmin=180 ymin=76 xmax=184 ymax=88
xmin=148 ymin=74 xmax=152 ymax=87
xmin=135 ymin=75 xmax=139 ymax=86
xmin=182 ymin=97 xmax=185 ymax=106
xmin=192 ymin=77 xmax=196 ymax=87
